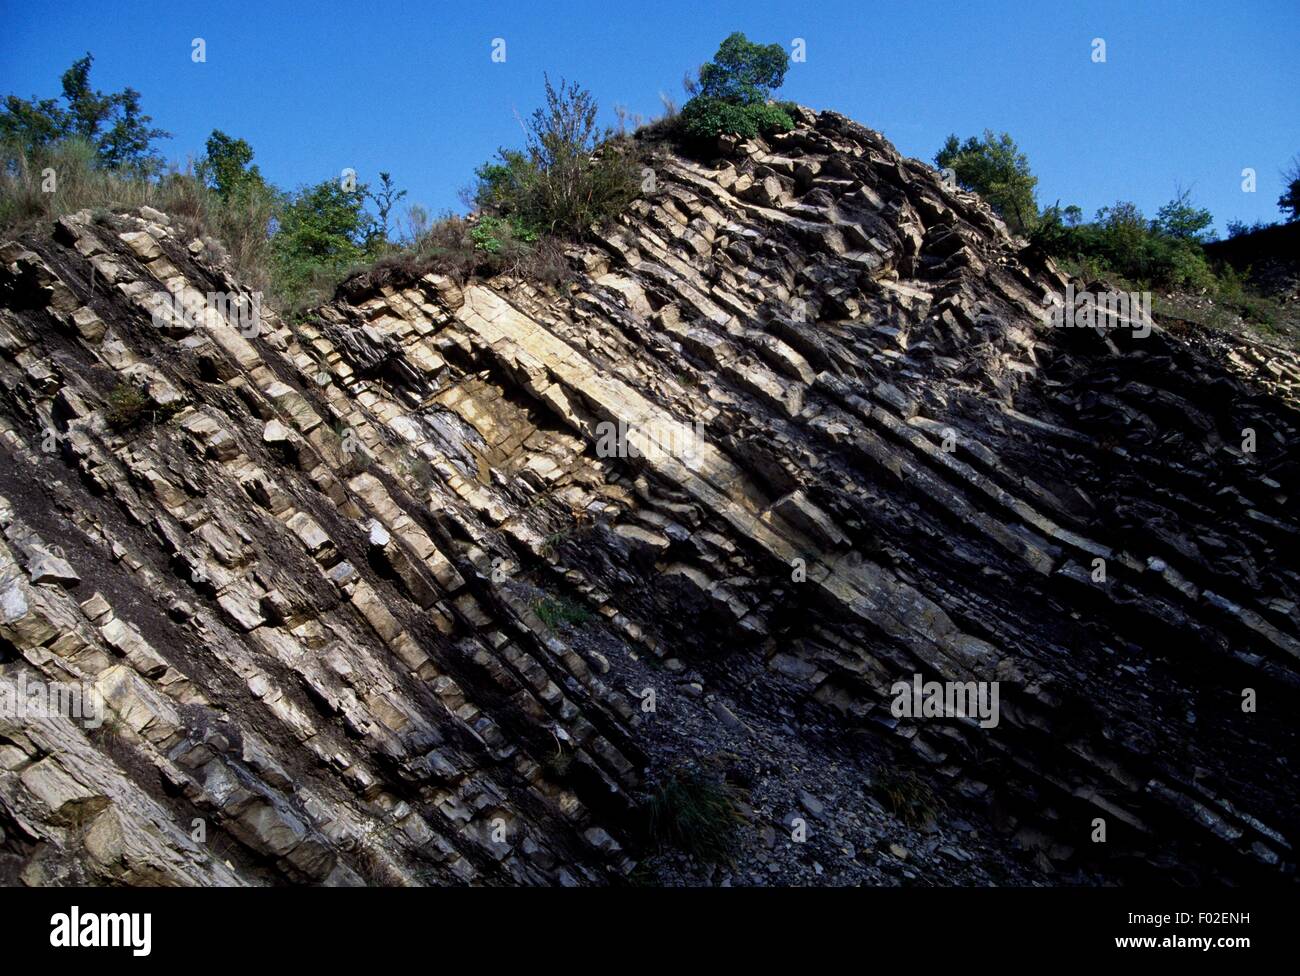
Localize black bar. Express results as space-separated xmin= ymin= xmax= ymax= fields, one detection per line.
xmin=0 ymin=886 xmax=1284 ymax=963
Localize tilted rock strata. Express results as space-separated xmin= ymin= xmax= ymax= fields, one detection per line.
xmin=0 ymin=108 xmax=1297 ymax=885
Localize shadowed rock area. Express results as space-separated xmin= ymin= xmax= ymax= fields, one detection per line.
xmin=1 ymin=108 xmax=1297 ymax=886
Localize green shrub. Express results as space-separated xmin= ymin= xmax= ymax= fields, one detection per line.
xmin=1240 ymin=296 xmax=1279 ymax=327
xmin=677 ymin=96 xmax=794 ymax=141
xmin=936 ymin=130 xmax=1039 ymax=234
xmin=471 ymin=76 xmax=640 ymax=240
xmin=676 ymin=33 xmax=795 ymax=142
xmin=1034 ymin=195 xmax=1218 ymax=291
xmin=472 ymin=150 xmax=538 ymax=232
xmin=470 ymin=214 xmax=537 ymax=254
xmin=533 ymin=595 xmax=591 ymax=629
xmin=270 ymin=178 xmax=381 ymax=310
xmin=104 ymin=383 xmax=148 ymax=431
xmin=1208 ymin=264 xmax=1282 ymax=329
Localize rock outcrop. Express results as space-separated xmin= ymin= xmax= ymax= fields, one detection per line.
xmin=1 ymin=108 xmax=1297 ymax=886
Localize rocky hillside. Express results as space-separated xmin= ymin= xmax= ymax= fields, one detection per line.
xmin=1 ymin=107 xmax=1297 ymax=886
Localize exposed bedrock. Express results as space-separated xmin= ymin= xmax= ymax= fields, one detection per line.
xmin=0 ymin=108 xmax=1296 ymax=886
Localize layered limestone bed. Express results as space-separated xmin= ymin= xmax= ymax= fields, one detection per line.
xmin=0 ymin=108 xmax=1297 ymax=886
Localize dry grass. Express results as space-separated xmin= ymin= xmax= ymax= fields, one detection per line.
xmin=3 ymin=141 xmax=571 ymax=317
xmin=641 ymin=767 xmax=743 ymax=862
xmin=1 ymin=138 xmax=274 ymax=291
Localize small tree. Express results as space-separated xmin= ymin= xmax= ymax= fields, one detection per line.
xmin=697 ymin=32 xmax=789 ymax=106
xmin=270 ymin=178 xmax=376 ymax=305
xmin=472 ymin=76 xmax=638 ymax=239
xmin=1093 ymin=200 xmax=1152 ymax=270
xmin=1226 ymin=219 xmax=1272 ymax=238
xmin=935 ymin=130 xmax=1039 ymax=234
xmin=678 ymin=33 xmax=795 ymax=141
xmin=366 ymin=172 xmax=407 ymax=242
xmin=1279 ymin=155 xmax=1300 ymax=223
xmin=0 ymin=53 xmax=169 ymax=173
xmin=1154 ymin=186 xmax=1214 ymax=242
xmin=191 ymin=130 xmax=278 ymax=288
xmin=196 ymin=129 xmax=264 ymax=201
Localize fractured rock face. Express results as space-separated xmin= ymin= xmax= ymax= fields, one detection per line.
xmin=0 ymin=109 xmax=1297 ymax=887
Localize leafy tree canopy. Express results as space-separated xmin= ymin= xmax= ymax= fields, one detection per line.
xmin=270 ymin=178 xmax=378 ymax=303
xmin=697 ymin=32 xmax=790 ymax=106
xmin=196 ymin=129 xmax=265 ymax=201
xmin=935 ymin=130 xmax=1039 ymax=234
xmin=677 ymin=33 xmax=794 ymax=141
xmin=0 ymin=53 xmax=169 ymax=172
xmin=1153 ymin=187 xmax=1214 ymax=242
xmin=1280 ymin=155 xmax=1300 ymax=223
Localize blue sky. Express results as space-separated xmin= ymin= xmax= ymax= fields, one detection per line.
xmin=2 ymin=0 xmax=1297 ymax=235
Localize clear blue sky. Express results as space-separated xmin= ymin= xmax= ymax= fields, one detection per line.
xmin=3 ymin=0 xmax=1297 ymax=235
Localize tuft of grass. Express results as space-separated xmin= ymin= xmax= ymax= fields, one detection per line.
xmin=539 ymin=530 xmax=569 ymax=557
xmin=874 ymin=770 xmax=944 ymax=829
xmin=402 ymin=451 xmax=435 ymax=488
xmin=87 ymin=708 xmax=128 ymax=743
xmin=544 ymin=744 xmax=574 ymax=780
xmin=104 ymin=383 xmax=149 ymax=432
xmin=642 ymin=769 xmax=742 ymax=863
xmin=532 ymin=594 xmax=590 ymax=629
